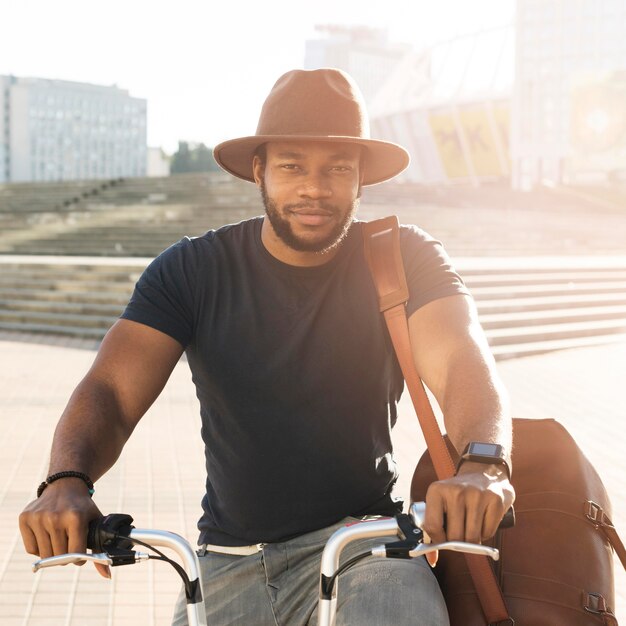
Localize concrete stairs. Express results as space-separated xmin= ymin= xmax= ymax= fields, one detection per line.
xmin=1 ymin=255 xmax=625 ymax=360
xmin=0 ymin=258 xmax=145 ymax=338
xmin=1 ymin=174 xmax=626 ymax=357
xmin=0 ymin=173 xmax=259 ymax=257
xmin=459 ymin=261 xmax=626 ymax=358
xmin=3 ymin=174 xmax=626 ymax=258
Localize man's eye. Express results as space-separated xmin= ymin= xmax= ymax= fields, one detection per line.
xmin=332 ymin=166 xmax=352 ymax=172
xmin=280 ymin=164 xmax=299 ymax=170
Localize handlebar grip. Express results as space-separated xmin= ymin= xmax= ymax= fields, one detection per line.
xmin=87 ymin=514 xmax=135 ymax=552
xmin=499 ymin=506 xmax=515 ymax=529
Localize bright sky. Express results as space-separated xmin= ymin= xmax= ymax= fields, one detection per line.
xmin=1 ymin=0 xmax=515 ymax=153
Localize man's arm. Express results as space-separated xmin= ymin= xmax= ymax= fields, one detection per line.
xmin=19 ymin=319 xmax=184 ymax=572
xmin=408 ymin=294 xmax=515 ymax=544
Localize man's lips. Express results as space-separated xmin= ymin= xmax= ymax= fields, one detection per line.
xmin=289 ymin=208 xmax=335 ymax=226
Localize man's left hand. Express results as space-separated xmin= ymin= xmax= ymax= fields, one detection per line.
xmin=421 ymin=462 xmax=515 ymax=545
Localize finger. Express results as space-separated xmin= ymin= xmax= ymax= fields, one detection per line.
xmin=481 ymin=501 xmax=505 ymax=540
xmin=19 ymin=515 xmax=40 ymax=556
xmin=423 ymin=488 xmax=446 ymax=543
xmin=67 ymin=513 xmax=89 ymax=566
xmin=445 ymin=505 xmax=465 ymax=542
xmin=464 ymin=501 xmax=487 ymax=544
xmin=49 ymin=527 xmax=70 ymax=562
xmin=94 ymin=563 xmax=111 ymax=579
xmin=32 ymin=528 xmax=54 ymax=560
xmin=426 ymin=550 xmax=438 ymax=567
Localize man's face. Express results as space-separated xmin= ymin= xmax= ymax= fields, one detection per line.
xmin=253 ymin=141 xmax=363 ymax=255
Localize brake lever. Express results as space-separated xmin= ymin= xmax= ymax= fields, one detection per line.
xmin=371 ymin=539 xmax=499 ymax=561
xmin=32 ymin=552 xmax=112 ymax=572
xmin=408 ymin=541 xmax=499 ymax=560
xmin=32 ymin=550 xmax=151 ymax=573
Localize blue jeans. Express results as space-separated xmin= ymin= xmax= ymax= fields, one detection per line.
xmin=171 ymin=517 xmax=449 ymax=625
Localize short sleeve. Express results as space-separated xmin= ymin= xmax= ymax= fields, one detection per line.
xmin=120 ymin=238 xmax=197 ymax=347
xmin=400 ymin=225 xmax=470 ymax=318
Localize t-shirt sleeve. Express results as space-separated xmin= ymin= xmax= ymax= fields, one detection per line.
xmin=120 ymin=238 xmax=196 ymax=347
xmin=400 ymin=224 xmax=470 ymax=318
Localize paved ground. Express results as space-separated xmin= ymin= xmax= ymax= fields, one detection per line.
xmin=0 ymin=330 xmax=624 ymax=625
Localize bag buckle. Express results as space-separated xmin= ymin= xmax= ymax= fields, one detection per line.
xmin=584 ymin=591 xmax=608 ymax=614
xmin=585 ymin=501 xmax=604 ymax=526
xmin=585 ymin=501 xmax=615 ymax=529
xmin=583 ymin=592 xmax=618 ymax=625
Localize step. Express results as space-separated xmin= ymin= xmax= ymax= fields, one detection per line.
xmin=0 ymin=255 xmax=149 ymax=268
xmin=470 ymin=281 xmax=626 ymax=300
xmin=479 ymin=304 xmax=626 ymax=330
xmin=6 ymin=247 xmax=167 ymax=257
xmin=485 ymin=318 xmax=626 ymax=346
xmin=456 ymin=256 xmax=626 ymax=273
xmin=0 ymin=287 xmax=132 ymax=305
xmin=0 ymin=309 xmax=117 ymax=330
xmin=0 ymin=267 xmax=143 ymax=282
xmin=475 ymin=292 xmax=626 ymax=314
xmin=0 ymin=299 xmax=126 ymax=316
xmin=464 ymin=270 xmax=626 ymax=288
xmin=0 ymin=321 xmax=106 ymax=339
xmin=0 ymin=276 xmax=135 ymax=294
xmin=490 ymin=333 xmax=626 ymax=360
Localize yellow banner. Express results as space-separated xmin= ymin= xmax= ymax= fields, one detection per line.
xmin=458 ymin=106 xmax=504 ymax=177
xmin=428 ymin=112 xmax=468 ymax=179
xmin=428 ymin=104 xmax=510 ymax=180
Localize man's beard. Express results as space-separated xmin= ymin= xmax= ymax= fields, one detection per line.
xmin=260 ymin=182 xmax=359 ymax=254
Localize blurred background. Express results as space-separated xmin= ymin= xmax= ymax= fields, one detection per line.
xmin=1 ymin=0 xmax=625 ymax=353
xmin=1 ymin=1 xmax=625 ymax=624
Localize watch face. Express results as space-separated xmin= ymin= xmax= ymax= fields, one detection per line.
xmin=470 ymin=442 xmax=500 ymax=456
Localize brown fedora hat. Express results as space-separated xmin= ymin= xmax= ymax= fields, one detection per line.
xmin=213 ymin=68 xmax=410 ymax=186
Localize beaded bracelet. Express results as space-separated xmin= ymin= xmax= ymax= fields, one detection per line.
xmin=37 ymin=471 xmax=95 ymax=498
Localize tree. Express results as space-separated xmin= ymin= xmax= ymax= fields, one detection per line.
xmin=170 ymin=141 xmax=220 ymax=174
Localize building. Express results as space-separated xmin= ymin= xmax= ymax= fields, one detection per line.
xmin=513 ymin=0 xmax=626 ymax=189
xmin=147 ymin=146 xmax=170 ymax=177
xmin=0 ymin=76 xmax=10 ymax=183
xmin=0 ymin=75 xmax=147 ymax=183
xmin=369 ymin=26 xmax=514 ymax=185
xmin=304 ymin=25 xmax=410 ymax=104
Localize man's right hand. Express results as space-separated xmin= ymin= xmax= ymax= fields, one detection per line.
xmin=18 ymin=478 xmax=110 ymax=578
xmin=18 ymin=320 xmax=185 ymax=578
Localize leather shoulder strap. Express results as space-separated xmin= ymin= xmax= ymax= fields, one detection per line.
xmin=362 ymin=217 xmax=455 ymax=477
xmin=363 ymin=216 xmax=512 ymax=625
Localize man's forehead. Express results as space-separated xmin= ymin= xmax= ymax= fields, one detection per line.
xmin=265 ymin=141 xmax=362 ymax=160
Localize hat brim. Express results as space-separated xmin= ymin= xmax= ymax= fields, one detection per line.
xmin=213 ymin=135 xmax=410 ymax=186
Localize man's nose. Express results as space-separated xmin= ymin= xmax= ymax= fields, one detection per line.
xmin=297 ymin=173 xmax=332 ymax=199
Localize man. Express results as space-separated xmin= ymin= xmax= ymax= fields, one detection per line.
xmin=19 ymin=69 xmax=514 ymax=625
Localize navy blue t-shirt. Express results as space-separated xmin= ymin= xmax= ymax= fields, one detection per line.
xmin=121 ymin=217 xmax=468 ymax=545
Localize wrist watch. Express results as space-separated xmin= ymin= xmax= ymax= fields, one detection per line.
xmin=457 ymin=442 xmax=512 ymax=479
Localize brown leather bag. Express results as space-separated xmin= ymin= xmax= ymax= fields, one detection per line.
xmin=412 ymin=419 xmax=623 ymax=625
xmin=362 ymin=216 xmax=626 ymax=625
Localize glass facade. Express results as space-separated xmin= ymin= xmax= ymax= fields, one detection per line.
xmin=513 ymin=0 xmax=626 ymax=188
xmin=1 ymin=76 xmax=146 ymax=183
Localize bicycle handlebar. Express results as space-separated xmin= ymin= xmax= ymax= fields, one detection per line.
xmin=31 ymin=502 xmax=513 ymax=626
xmin=32 ymin=521 xmax=208 ymax=626
xmin=316 ymin=502 xmax=505 ymax=626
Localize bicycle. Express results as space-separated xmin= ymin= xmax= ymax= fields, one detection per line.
xmin=31 ymin=502 xmax=505 ymax=626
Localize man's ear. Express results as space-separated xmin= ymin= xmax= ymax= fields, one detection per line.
xmin=252 ymin=155 xmax=264 ymax=187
